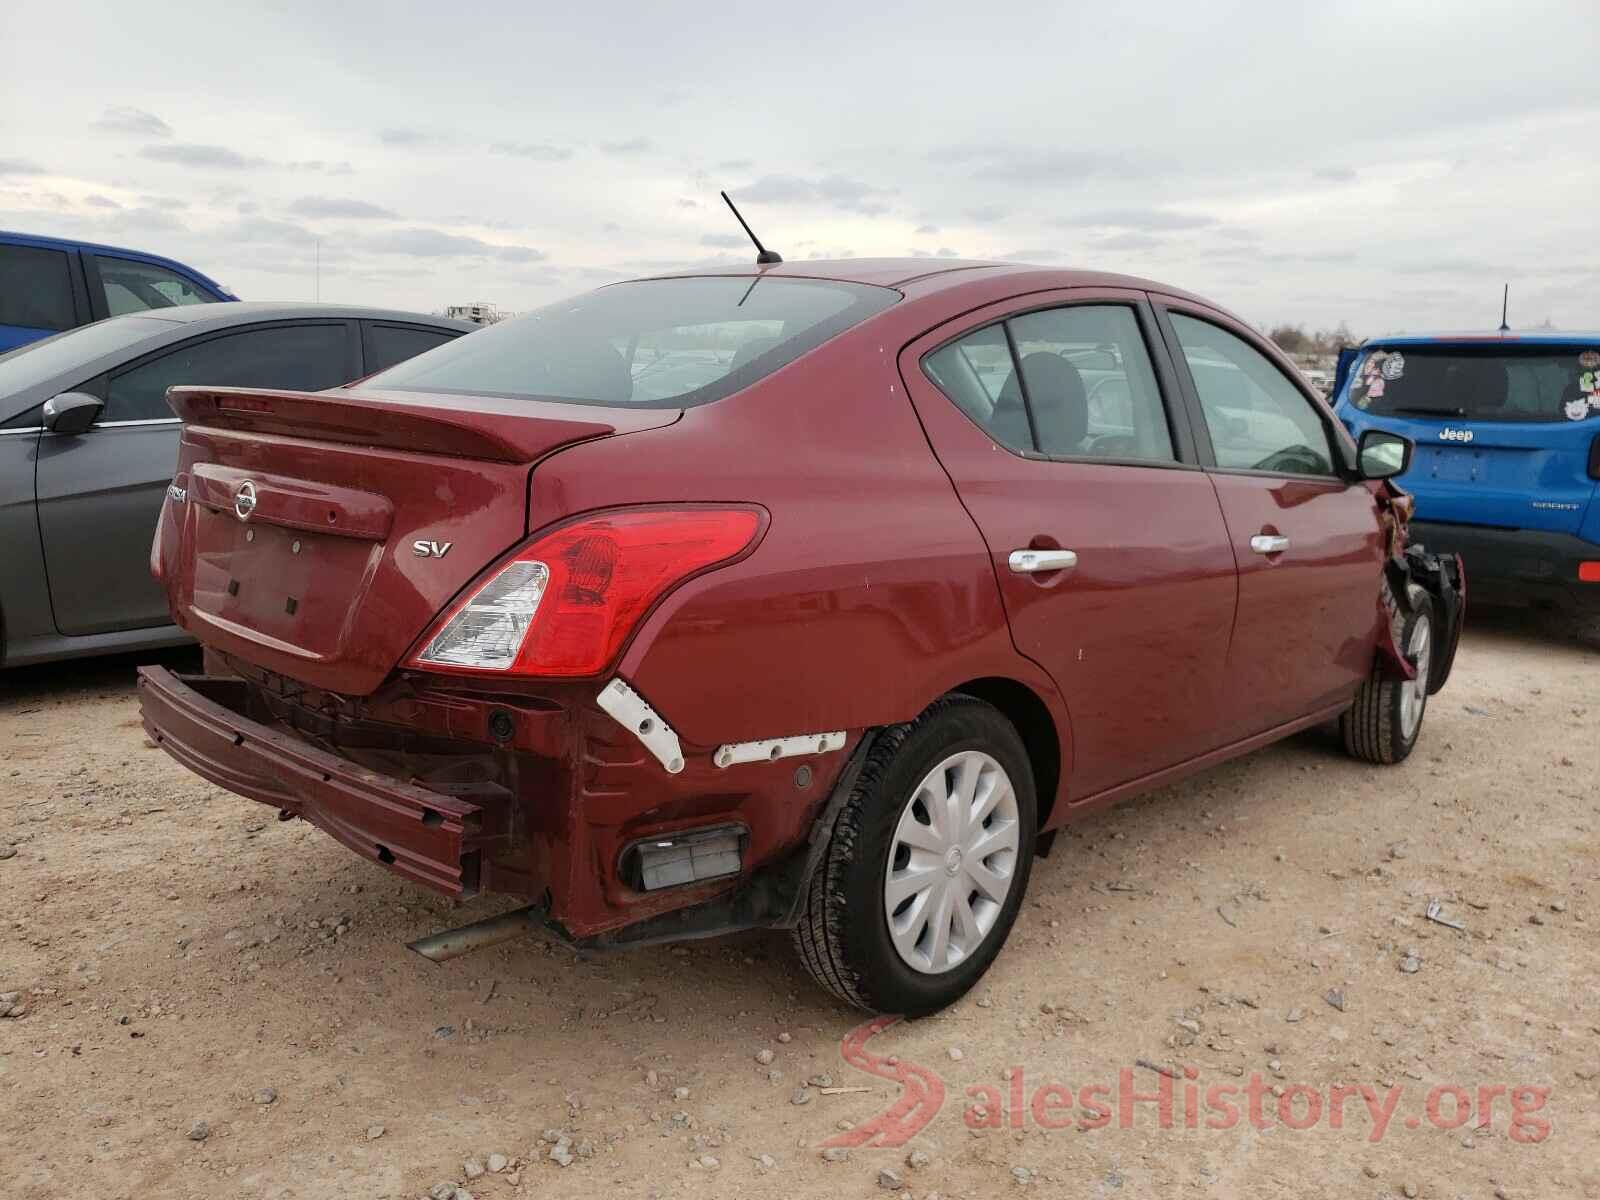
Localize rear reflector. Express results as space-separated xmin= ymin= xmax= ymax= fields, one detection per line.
xmin=411 ymin=506 xmax=763 ymax=677
xmin=1579 ymin=562 xmax=1600 ymax=583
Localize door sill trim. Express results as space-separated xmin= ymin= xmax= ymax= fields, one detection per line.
xmin=1058 ymin=699 xmax=1350 ymax=819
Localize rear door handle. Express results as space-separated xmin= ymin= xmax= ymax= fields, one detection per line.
xmin=1250 ymin=534 xmax=1291 ymax=555
xmin=1009 ymin=548 xmax=1078 ymax=573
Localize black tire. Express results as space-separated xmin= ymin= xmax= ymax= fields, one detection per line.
xmin=1341 ymin=586 xmax=1434 ymax=765
xmin=791 ymin=695 xmax=1037 ymax=1016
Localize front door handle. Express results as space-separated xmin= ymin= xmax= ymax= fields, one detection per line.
xmin=1009 ymin=548 xmax=1078 ymax=573
xmin=1250 ymin=534 xmax=1291 ymax=555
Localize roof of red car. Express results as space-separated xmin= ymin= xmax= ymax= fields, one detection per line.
xmin=642 ymin=257 xmax=1209 ymax=304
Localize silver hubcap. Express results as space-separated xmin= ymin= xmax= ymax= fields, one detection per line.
xmin=884 ymin=750 xmax=1020 ymax=975
xmin=1400 ymin=613 xmax=1431 ymax=739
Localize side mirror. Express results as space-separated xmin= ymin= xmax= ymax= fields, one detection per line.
xmin=42 ymin=391 xmax=105 ymax=436
xmin=1358 ymin=428 xmax=1412 ymax=480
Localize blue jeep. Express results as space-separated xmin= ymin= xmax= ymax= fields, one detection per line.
xmin=1333 ymin=331 xmax=1600 ymax=624
xmin=0 ymin=231 xmax=236 ymax=352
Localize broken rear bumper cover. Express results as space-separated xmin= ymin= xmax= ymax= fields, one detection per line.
xmin=136 ymin=666 xmax=860 ymax=946
xmin=138 ymin=667 xmax=486 ymax=896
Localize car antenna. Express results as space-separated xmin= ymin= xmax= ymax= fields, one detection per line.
xmin=1498 ymin=283 xmax=1510 ymax=332
xmin=721 ymin=190 xmax=783 ymax=264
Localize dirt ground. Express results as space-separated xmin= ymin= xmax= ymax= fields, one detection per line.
xmin=3 ymin=609 xmax=1597 ymax=1200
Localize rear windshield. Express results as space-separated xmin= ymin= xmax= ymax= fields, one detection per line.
xmin=1348 ymin=344 xmax=1600 ymax=423
xmin=369 ymin=276 xmax=898 ymax=407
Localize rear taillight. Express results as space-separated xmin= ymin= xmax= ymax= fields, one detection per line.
xmin=410 ymin=507 xmax=763 ymax=677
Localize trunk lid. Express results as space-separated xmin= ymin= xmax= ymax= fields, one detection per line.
xmin=157 ymin=385 xmax=679 ymax=694
xmin=1404 ymin=421 xmax=1597 ymax=534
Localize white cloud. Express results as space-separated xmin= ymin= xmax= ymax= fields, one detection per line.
xmin=0 ymin=0 xmax=1592 ymax=330
xmin=91 ymin=106 xmax=173 ymax=136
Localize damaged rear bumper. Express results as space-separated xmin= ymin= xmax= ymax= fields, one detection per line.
xmin=137 ymin=664 xmax=859 ymax=945
xmin=137 ymin=667 xmax=487 ymax=897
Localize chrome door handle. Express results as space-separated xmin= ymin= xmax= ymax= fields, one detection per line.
xmin=1250 ymin=534 xmax=1291 ymax=555
xmin=1009 ymin=548 xmax=1078 ymax=573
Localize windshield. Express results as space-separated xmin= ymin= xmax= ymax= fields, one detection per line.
xmin=0 ymin=316 xmax=176 ymax=400
xmin=369 ymin=276 xmax=898 ymax=407
xmin=1348 ymin=344 xmax=1600 ymax=423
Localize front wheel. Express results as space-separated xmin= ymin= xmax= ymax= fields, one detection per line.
xmin=792 ymin=696 xmax=1037 ymax=1015
xmin=1341 ymin=588 xmax=1434 ymax=764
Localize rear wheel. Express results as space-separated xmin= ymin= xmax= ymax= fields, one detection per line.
xmin=1341 ymin=587 xmax=1434 ymax=764
xmin=792 ymin=696 xmax=1036 ymax=1015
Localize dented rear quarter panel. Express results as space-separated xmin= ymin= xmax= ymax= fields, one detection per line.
xmin=522 ymin=301 xmax=1072 ymax=802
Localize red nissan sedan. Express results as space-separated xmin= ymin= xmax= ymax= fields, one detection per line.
xmin=139 ymin=258 xmax=1463 ymax=1014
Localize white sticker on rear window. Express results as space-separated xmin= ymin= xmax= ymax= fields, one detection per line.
xmin=1578 ymin=368 xmax=1600 ymax=418
xmin=1351 ymin=350 xmax=1392 ymax=409
xmin=1381 ymin=352 xmax=1405 ymax=381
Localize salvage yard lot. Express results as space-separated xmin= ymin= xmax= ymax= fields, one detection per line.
xmin=3 ymin=613 xmax=1597 ymax=1200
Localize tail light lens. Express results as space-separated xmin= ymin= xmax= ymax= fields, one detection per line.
xmin=410 ymin=507 xmax=763 ymax=677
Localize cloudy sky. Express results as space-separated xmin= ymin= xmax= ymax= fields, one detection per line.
xmin=2 ymin=0 xmax=1595 ymax=334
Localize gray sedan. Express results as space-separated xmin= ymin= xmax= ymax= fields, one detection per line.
xmin=0 ymin=302 xmax=474 ymax=666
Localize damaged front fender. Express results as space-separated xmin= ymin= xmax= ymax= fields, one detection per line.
xmin=1370 ymin=479 xmax=1466 ymax=693
xmin=1375 ymin=543 xmax=1466 ymax=693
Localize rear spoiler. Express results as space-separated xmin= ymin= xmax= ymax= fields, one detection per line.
xmin=165 ymin=385 xmax=626 ymax=464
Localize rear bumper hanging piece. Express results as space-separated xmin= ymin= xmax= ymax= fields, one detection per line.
xmin=596 ymin=678 xmax=685 ymax=774
xmin=713 ymin=731 xmax=846 ymax=768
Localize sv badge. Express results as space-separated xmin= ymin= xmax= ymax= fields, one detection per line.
xmin=412 ymin=540 xmax=453 ymax=559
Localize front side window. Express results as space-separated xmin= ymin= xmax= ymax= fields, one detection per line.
xmin=1347 ymin=344 xmax=1600 ymax=423
xmin=0 ymin=244 xmax=75 ymax=332
xmin=0 ymin=316 xmax=172 ymax=401
xmin=1170 ymin=313 xmax=1336 ymax=477
xmin=94 ymin=255 xmax=215 ymax=316
xmin=923 ymin=304 xmax=1175 ymax=462
xmin=106 ymin=323 xmax=349 ymax=421
xmin=369 ymin=276 xmax=897 ymax=408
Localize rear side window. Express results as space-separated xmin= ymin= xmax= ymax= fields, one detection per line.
xmin=923 ymin=324 xmax=1024 ymax=449
xmin=363 ymin=322 xmax=459 ymax=373
xmin=922 ymin=304 xmax=1175 ymax=462
xmin=0 ymin=244 xmax=75 ymax=332
xmin=106 ymin=323 xmax=349 ymax=420
xmin=94 ymin=255 xmax=214 ymax=315
xmin=1348 ymin=345 xmax=1600 ymax=423
xmin=1170 ymin=313 xmax=1336 ymax=477
xmin=368 ymin=276 xmax=897 ymax=407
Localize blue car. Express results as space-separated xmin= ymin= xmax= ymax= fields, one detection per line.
xmin=0 ymin=230 xmax=236 ymax=352
xmin=1333 ymin=331 xmax=1600 ymax=625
